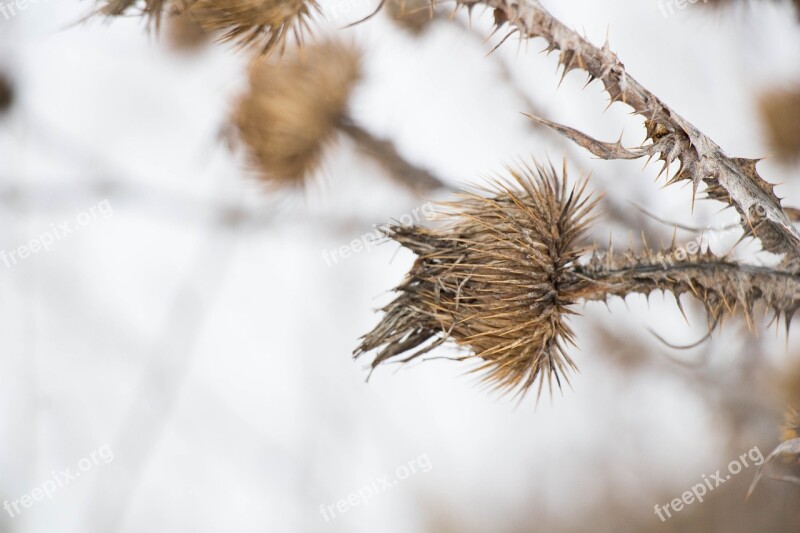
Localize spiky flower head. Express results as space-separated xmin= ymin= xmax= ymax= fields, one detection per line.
xmin=189 ymin=0 xmax=318 ymax=55
xmin=92 ymin=0 xmax=192 ymax=30
xmin=232 ymin=40 xmax=361 ymax=187
xmin=93 ymin=0 xmax=317 ymax=55
xmin=355 ymin=162 xmax=598 ymax=397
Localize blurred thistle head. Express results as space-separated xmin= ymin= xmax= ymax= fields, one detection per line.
xmin=355 ymin=162 xmax=599 ymax=397
xmin=165 ymin=9 xmax=210 ymax=51
xmin=705 ymin=0 xmax=800 ymax=20
xmin=189 ymin=0 xmax=319 ymax=55
xmin=93 ymin=0 xmax=318 ymax=55
xmin=92 ymin=0 xmax=177 ymax=29
xmin=759 ymin=86 xmax=800 ymax=161
xmin=387 ymin=0 xmax=434 ymax=34
xmin=232 ymin=40 xmax=361 ymax=187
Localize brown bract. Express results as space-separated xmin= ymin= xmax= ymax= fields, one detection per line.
xmin=93 ymin=0 xmax=189 ymax=29
xmin=93 ymin=0 xmax=316 ymax=55
xmin=232 ymin=41 xmax=361 ymax=187
xmin=189 ymin=0 xmax=318 ymax=55
xmin=355 ymin=162 xmax=599 ymax=397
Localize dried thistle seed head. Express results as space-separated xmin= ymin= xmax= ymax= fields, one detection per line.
xmin=232 ymin=40 xmax=361 ymax=187
xmin=355 ymin=162 xmax=599 ymax=397
xmin=92 ymin=0 xmax=315 ymax=55
xmin=189 ymin=0 xmax=319 ymax=56
xmin=759 ymin=86 xmax=800 ymax=161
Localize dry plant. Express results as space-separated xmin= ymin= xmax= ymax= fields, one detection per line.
xmin=231 ymin=40 xmax=445 ymax=192
xmin=356 ymin=0 xmax=800 ymax=384
xmin=90 ymin=0 xmax=193 ymax=29
xmin=74 ymin=0 xmax=800 ymax=511
xmin=232 ymin=40 xmax=362 ymax=187
xmin=189 ymin=0 xmax=317 ymax=54
xmin=91 ymin=0 xmax=317 ymax=55
xmin=483 ymin=0 xmax=800 ymax=263
xmin=356 ymin=162 xmax=598 ymax=396
xmin=759 ymin=86 xmax=800 ymax=162
xmin=355 ymin=161 xmax=800 ymax=397
xmin=351 ymin=0 xmax=800 ymax=498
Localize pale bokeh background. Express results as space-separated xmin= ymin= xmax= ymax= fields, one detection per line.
xmin=1 ymin=1 xmax=800 ymax=532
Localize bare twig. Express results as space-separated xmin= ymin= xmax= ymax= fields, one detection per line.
xmin=338 ymin=118 xmax=448 ymax=194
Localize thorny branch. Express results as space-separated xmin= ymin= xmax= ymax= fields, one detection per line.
xmin=459 ymin=0 xmax=800 ymax=265
xmin=354 ymin=161 xmax=800 ymax=397
xmin=576 ymin=248 xmax=800 ymax=332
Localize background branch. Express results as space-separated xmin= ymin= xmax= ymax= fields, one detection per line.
xmin=338 ymin=117 xmax=448 ymax=194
